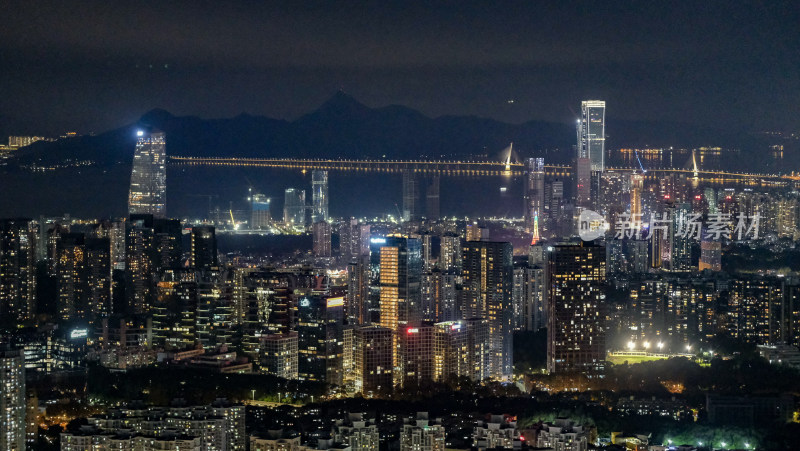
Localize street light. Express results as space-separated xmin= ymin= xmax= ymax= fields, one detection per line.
xmin=627 ymin=341 xmax=635 ymax=350
xmin=686 ymin=344 xmax=692 ymax=352
xmin=643 ymin=341 xmax=650 ymax=350
xmin=657 ymin=342 xmax=664 ymax=350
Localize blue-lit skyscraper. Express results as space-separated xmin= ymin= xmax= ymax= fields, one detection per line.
xmin=311 ymin=170 xmax=329 ymax=223
xmin=578 ymin=101 xmax=606 ymax=172
xmin=250 ymin=194 xmax=271 ymax=229
xmin=128 ymin=131 xmax=166 ymax=218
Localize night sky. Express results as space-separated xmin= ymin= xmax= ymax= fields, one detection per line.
xmin=1 ymin=1 xmax=798 ymax=135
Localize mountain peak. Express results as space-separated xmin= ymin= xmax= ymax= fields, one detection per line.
xmin=318 ymin=90 xmax=368 ymax=113
xmin=139 ymin=108 xmax=174 ymax=127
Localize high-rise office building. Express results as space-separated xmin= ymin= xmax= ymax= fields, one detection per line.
xmin=461 ymin=241 xmax=514 ymax=378
xmin=354 ymin=326 xmax=393 ymax=394
xmin=578 ymin=101 xmax=606 ymax=172
xmin=283 ymin=188 xmax=306 ymax=228
xmin=513 ymin=265 xmax=547 ymax=332
xmin=298 ymin=295 xmax=344 ymax=385
xmin=378 ymin=236 xmax=422 ymax=332
xmin=575 ymin=158 xmax=592 ymax=210
xmin=525 ymin=158 xmax=545 ymax=234
xmin=128 ymin=131 xmax=166 ymax=218
xmin=402 ymin=172 xmax=418 ymax=222
xmin=153 ymin=269 xmax=198 ymax=350
xmin=250 ymin=194 xmax=271 ymax=229
xmin=0 ymin=219 xmax=37 ymax=323
xmin=0 ymin=345 xmax=25 ymax=450
xmin=311 ymin=170 xmax=329 ymax=224
xmin=399 ymin=324 xmax=434 ymax=387
xmin=346 ymin=258 xmax=370 ymax=325
xmin=260 ymin=332 xmax=298 ymax=380
xmin=547 ymin=242 xmax=606 ymax=375
xmin=630 ymin=173 xmax=644 ymax=218
xmin=426 ymin=176 xmax=441 ymax=220
xmin=433 ymin=319 xmax=491 ymax=383
xmin=190 ymin=226 xmax=218 ymax=270
xmin=313 ymin=221 xmax=332 ymax=257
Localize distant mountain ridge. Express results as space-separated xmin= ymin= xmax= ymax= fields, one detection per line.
xmin=11 ymin=92 xmax=774 ymax=168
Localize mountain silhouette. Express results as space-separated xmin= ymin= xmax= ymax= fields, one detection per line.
xmin=9 ymin=92 xmax=777 ymax=169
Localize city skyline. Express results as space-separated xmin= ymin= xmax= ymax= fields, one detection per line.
xmin=2 ymin=3 xmax=800 ymax=450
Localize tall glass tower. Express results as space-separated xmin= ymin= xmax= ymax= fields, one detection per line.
xmin=578 ymin=101 xmax=606 ymax=172
xmin=283 ymin=188 xmax=306 ymax=228
xmin=311 ymin=170 xmax=329 ymax=223
xmin=128 ymin=131 xmax=166 ymax=218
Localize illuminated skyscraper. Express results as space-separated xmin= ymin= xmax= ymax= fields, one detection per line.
xmin=438 ymin=233 xmax=462 ymax=272
xmin=578 ymin=101 xmax=606 ymax=172
xmin=630 ymin=173 xmax=644 ymax=218
xmin=525 ymin=158 xmax=545 ymax=235
xmin=313 ymin=221 xmax=332 ymax=257
xmin=547 ymin=242 xmax=606 ymax=375
xmin=461 ymin=241 xmax=513 ymax=378
xmin=399 ymin=324 xmax=434 ymax=387
xmin=378 ymin=236 xmax=422 ymax=332
xmin=297 ymin=295 xmax=344 ymax=384
xmin=575 ymin=158 xmax=592 ymax=209
xmin=250 ymin=194 xmax=271 ymax=229
xmin=128 ymin=131 xmax=166 ymax=218
xmin=260 ymin=332 xmax=298 ymax=379
xmin=354 ymin=325 xmax=394 ymax=394
xmin=126 ymin=215 xmax=182 ymax=315
xmin=433 ymin=319 xmax=490 ymax=382
xmin=402 ymin=172 xmax=418 ymax=222
xmin=0 ymin=219 xmax=37 ymax=323
xmin=0 ymin=345 xmax=25 ymax=451
xmin=56 ymin=233 xmax=87 ymax=320
xmin=311 ymin=170 xmax=329 ymax=223
xmin=283 ymin=188 xmax=306 ymax=228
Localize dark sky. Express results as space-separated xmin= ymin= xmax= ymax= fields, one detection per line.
xmin=1 ymin=1 xmax=798 ymax=135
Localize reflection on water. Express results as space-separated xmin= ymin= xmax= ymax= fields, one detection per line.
xmin=609 ymin=147 xmax=794 ymax=174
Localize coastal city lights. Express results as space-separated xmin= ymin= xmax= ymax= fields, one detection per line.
xmin=0 ymin=2 xmax=798 ymax=450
